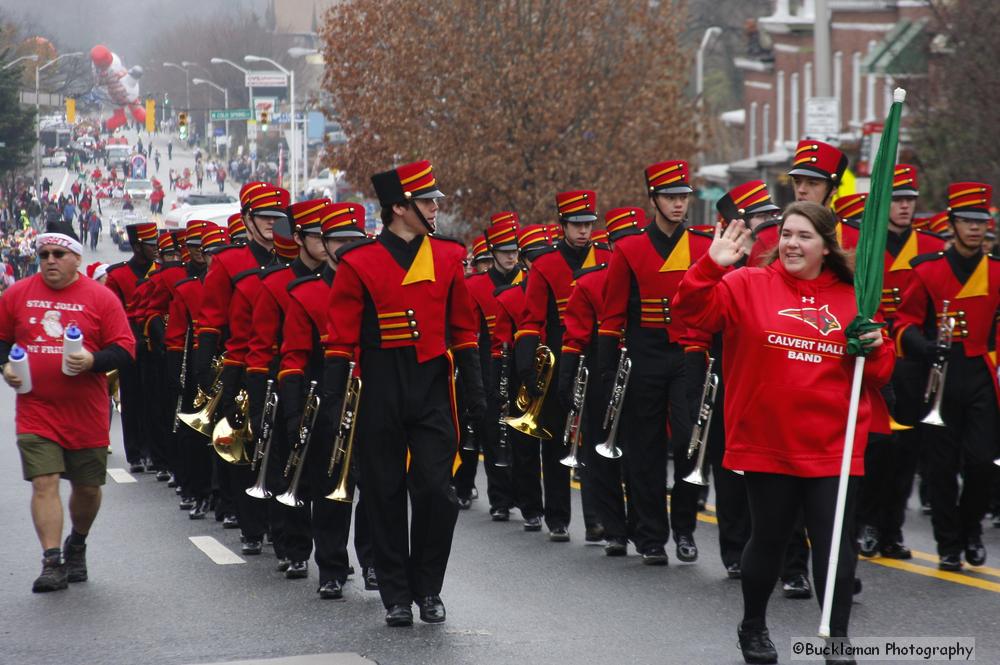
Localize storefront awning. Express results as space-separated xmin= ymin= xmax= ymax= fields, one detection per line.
xmin=863 ymin=18 xmax=930 ymax=76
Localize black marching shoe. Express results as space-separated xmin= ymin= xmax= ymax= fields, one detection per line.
xmin=166 ymin=474 xmax=178 ymax=488
xmin=32 ymin=555 xmax=68 ymax=593
xmin=189 ymin=499 xmax=209 ymax=520
xmin=641 ymin=547 xmax=669 ymax=566
xmin=489 ymin=507 xmax=510 ymax=522
xmin=675 ymin=534 xmax=698 ymax=562
xmin=285 ymin=560 xmax=308 ymax=579
xmin=363 ymin=567 xmax=379 ymax=590
xmin=824 ymin=637 xmax=857 ymax=665
xmin=879 ymin=541 xmax=912 ymax=560
xmin=737 ymin=623 xmax=778 ymax=664
xmin=275 ymin=558 xmax=291 ymax=573
xmin=548 ymin=526 xmax=570 ymax=542
xmin=585 ymin=524 xmax=605 ymax=544
xmin=418 ymin=595 xmax=446 ymax=623
xmin=456 ymin=496 xmax=472 ymax=510
xmin=128 ymin=462 xmax=144 ymax=473
xmin=62 ymin=537 xmax=87 ymax=583
xmin=385 ymin=603 xmax=413 ymax=627
xmin=241 ymin=540 xmax=263 ymax=555
xmin=179 ymin=496 xmax=196 ymax=510
xmin=604 ymin=537 xmax=627 ymax=557
xmin=858 ymin=524 xmax=880 ymax=557
xmin=222 ymin=514 xmax=240 ymax=529
xmin=523 ymin=516 xmax=542 ymax=532
xmin=965 ymin=538 xmax=987 ymax=567
xmin=156 ymin=470 xmax=172 ymax=482
xmin=726 ymin=562 xmax=742 ymax=579
xmin=318 ymin=580 xmax=345 ymax=600
xmin=470 ymin=487 xmax=479 ymax=500
xmin=938 ymin=553 xmax=962 ymax=571
xmin=782 ymin=573 xmax=812 ymax=599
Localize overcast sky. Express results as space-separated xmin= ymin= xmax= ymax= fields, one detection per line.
xmin=2 ymin=0 xmax=267 ymax=63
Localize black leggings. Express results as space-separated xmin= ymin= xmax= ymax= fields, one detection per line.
xmin=741 ymin=473 xmax=860 ymax=637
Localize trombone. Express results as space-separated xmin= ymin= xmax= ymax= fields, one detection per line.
xmin=921 ymin=300 xmax=955 ymax=428
xmin=246 ymin=379 xmax=279 ymax=499
xmin=277 ymin=380 xmax=320 ymax=508
xmin=683 ymin=356 xmax=719 ymax=487
xmin=326 ymin=363 xmax=362 ymax=503
xmin=595 ymin=348 xmax=631 ymax=460
xmin=559 ymin=355 xmax=588 ymax=469
xmin=503 ymin=345 xmax=555 ymax=439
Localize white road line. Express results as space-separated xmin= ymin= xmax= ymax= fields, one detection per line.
xmin=56 ymin=169 xmax=71 ymax=197
xmin=106 ymin=468 xmax=137 ymax=484
xmin=189 ymin=536 xmax=245 ymax=565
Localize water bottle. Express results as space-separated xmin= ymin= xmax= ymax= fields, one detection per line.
xmin=8 ymin=344 xmax=31 ymax=394
xmin=62 ymin=325 xmax=84 ymax=376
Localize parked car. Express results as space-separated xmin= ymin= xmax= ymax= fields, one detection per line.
xmin=42 ymin=150 xmax=68 ymax=167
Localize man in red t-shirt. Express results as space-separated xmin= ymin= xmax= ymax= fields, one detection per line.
xmin=0 ymin=230 xmax=135 ymax=593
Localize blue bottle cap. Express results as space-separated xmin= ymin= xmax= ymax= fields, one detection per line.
xmin=9 ymin=345 xmax=25 ymax=360
xmin=66 ymin=325 xmax=82 ymax=339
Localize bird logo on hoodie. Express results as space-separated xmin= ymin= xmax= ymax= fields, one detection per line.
xmin=777 ymin=304 xmax=842 ymax=336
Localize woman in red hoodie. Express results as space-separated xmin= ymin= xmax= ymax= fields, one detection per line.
xmin=674 ymin=201 xmax=894 ymax=665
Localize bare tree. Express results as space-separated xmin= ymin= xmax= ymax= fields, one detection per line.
xmin=320 ymin=0 xmax=698 ymax=237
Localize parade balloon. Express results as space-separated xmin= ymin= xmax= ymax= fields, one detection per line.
xmin=90 ymin=44 xmax=145 ymax=132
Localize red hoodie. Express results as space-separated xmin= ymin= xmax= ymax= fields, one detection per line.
xmin=674 ymin=254 xmax=894 ymax=477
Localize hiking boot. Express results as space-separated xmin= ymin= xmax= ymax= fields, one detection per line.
xmin=63 ymin=537 xmax=88 ymax=583
xmin=32 ymin=555 xmax=68 ymax=593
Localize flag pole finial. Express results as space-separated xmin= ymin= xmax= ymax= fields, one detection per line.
xmin=893 ymin=87 xmax=907 ymax=103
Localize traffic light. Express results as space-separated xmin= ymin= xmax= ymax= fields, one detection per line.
xmin=65 ymin=98 xmax=76 ymax=124
xmin=259 ymin=110 xmax=269 ymax=132
xmin=178 ymin=112 xmax=188 ymax=140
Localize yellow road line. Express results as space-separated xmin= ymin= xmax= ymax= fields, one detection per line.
xmin=880 ymin=549 xmax=1000 ymax=581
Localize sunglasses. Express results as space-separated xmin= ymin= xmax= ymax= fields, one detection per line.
xmin=38 ymin=250 xmax=69 ymax=260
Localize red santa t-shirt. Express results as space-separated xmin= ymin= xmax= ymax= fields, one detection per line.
xmin=0 ymin=274 xmax=135 ymax=449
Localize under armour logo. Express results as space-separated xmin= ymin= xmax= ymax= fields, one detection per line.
xmin=801 ymin=296 xmax=815 ymax=304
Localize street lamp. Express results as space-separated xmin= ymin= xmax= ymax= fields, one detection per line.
xmin=163 ymin=61 xmax=190 ymax=110
xmin=245 ymin=55 xmax=296 ymax=200
xmin=35 ymin=52 xmax=83 ymax=189
xmin=2 ymin=54 xmax=39 ymax=70
xmin=193 ymin=77 xmax=230 ymax=163
xmin=211 ymin=57 xmax=257 ymax=174
xmin=695 ymin=26 xmax=722 ymax=225
xmin=287 ymin=47 xmax=318 ymax=59
xmin=288 ymin=48 xmax=320 ymax=192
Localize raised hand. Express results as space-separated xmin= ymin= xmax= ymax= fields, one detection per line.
xmin=708 ymin=220 xmax=752 ymax=268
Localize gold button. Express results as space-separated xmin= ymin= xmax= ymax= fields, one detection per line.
xmin=409 ymin=320 xmax=417 ymax=328
xmin=665 ymin=317 xmax=672 ymax=324
xmin=412 ymin=331 xmax=420 ymax=339
xmin=406 ymin=309 xmax=414 ymax=317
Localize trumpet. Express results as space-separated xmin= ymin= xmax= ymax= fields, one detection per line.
xmin=559 ymin=355 xmax=588 ymax=469
xmin=595 ymin=348 xmax=631 ymax=460
xmin=178 ymin=357 xmax=225 ymax=437
xmin=277 ymin=380 xmax=320 ymax=508
xmin=211 ymin=389 xmax=253 ymax=465
xmin=683 ymin=356 xmax=719 ymax=487
xmin=246 ymin=379 xmax=279 ymax=499
xmin=495 ymin=343 xmax=511 ymax=468
xmin=503 ymin=345 xmax=555 ymax=439
xmin=326 ymin=364 xmax=362 ymax=503
xmin=921 ymin=300 xmax=955 ymax=428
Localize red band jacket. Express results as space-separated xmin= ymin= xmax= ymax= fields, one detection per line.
xmin=164 ymin=274 xmax=204 ymax=353
xmin=280 ymin=268 xmax=334 ymax=384
xmin=104 ymin=257 xmax=151 ymax=319
xmin=246 ymin=260 xmax=316 ymax=376
xmin=674 ymin=254 xmax=894 ymax=477
xmin=561 ymin=264 xmax=607 ymax=356
xmin=880 ymin=228 xmax=946 ymax=323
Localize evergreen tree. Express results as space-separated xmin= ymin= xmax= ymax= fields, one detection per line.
xmin=0 ymin=53 xmax=37 ymax=179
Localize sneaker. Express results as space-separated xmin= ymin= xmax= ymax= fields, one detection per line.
xmin=523 ymin=516 xmax=542 ymax=532
xmin=548 ymin=526 xmax=570 ymax=542
xmin=737 ymin=623 xmax=778 ymax=664
xmin=363 ymin=566 xmax=379 ymax=591
xmin=858 ymin=524 xmax=880 ymax=558
xmin=32 ymin=556 xmax=68 ymax=593
xmin=782 ymin=574 xmax=812 ymax=599
xmin=241 ymin=539 xmax=263 ymax=555
xmin=285 ymin=560 xmax=308 ymax=579
xmin=604 ymin=537 xmax=627 ymax=557
xmin=62 ymin=537 xmax=87 ymax=583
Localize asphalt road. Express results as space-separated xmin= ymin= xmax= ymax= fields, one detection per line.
xmin=7 ymin=164 xmax=1000 ymax=665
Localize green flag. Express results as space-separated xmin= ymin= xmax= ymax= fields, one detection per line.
xmin=845 ymin=88 xmax=905 ymax=356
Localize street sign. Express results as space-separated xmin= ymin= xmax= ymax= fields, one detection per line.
xmin=246 ymin=120 xmax=257 ymax=140
xmin=805 ymin=97 xmax=840 ymax=140
xmin=210 ymin=108 xmax=252 ymax=121
xmin=245 ymin=71 xmax=288 ymax=88
xmin=214 ymin=127 xmax=225 ymax=136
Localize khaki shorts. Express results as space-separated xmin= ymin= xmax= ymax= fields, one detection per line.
xmin=17 ymin=434 xmax=108 ymax=486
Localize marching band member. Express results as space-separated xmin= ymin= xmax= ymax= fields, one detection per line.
xmin=516 ymin=191 xmax=611 ymax=542
xmin=894 ymin=182 xmax=1000 ymax=571
xmin=280 ymin=201 xmax=373 ymax=598
xmin=601 ymin=161 xmax=710 ymax=564
xmin=323 ymin=161 xmax=485 ymax=626
xmin=674 ymin=201 xmax=893 ymax=664
xmin=559 ymin=208 xmax=642 ymax=554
